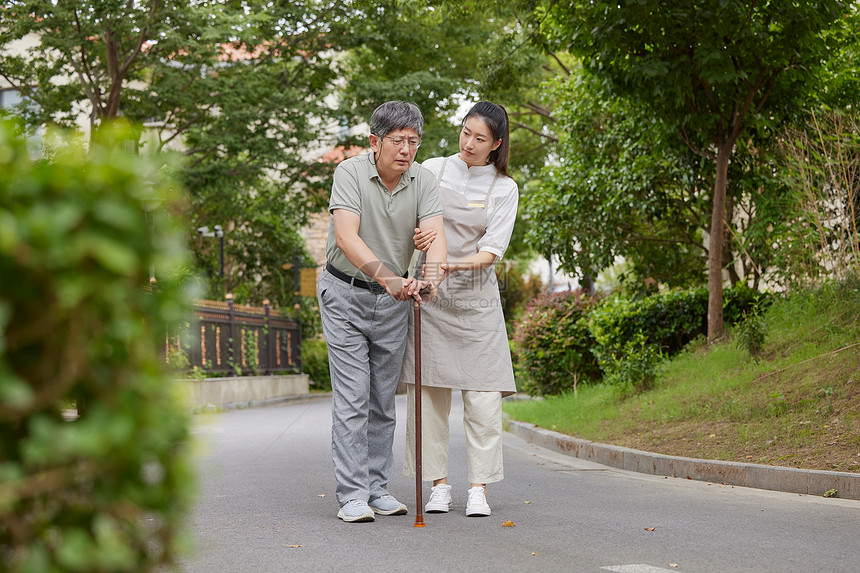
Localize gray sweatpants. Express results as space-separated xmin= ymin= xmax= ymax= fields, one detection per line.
xmin=317 ymin=269 xmax=410 ymax=506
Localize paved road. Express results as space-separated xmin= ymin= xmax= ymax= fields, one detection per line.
xmin=181 ymin=394 xmax=859 ymax=573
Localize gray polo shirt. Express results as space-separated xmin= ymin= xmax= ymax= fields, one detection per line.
xmin=326 ymin=151 xmax=442 ymax=282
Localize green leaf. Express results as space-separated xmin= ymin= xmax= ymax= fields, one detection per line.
xmin=0 ymin=371 xmax=34 ymax=409
xmin=56 ymin=528 xmax=95 ymax=571
xmin=18 ymin=542 xmax=51 ymax=573
xmin=80 ymin=232 xmax=141 ymax=276
xmin=0 ymin=210 xmax=18 ymax=251
xmin=92 ymin=515 xmax=136 ymax=569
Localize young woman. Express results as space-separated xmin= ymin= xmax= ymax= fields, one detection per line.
xmin=401 ymin=101 xmax=518 ymax=517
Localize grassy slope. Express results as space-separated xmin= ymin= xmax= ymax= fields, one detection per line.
xmin=504 ymin=277 xmax=860 ymax=473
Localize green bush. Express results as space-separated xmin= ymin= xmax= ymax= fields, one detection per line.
xmin=302 ymin=338 xmax=331 ymax=390
xmin=512 ymin=290 xmax=602 ymax=396
xmin=0 ymin=123 xmax=194 ymax=571
xmin=723 ymin=283 xmax=771 ymax=326
xmin=588 ymin=287 xmax=707 ymax=365
xmin=601 ymin=333 xmax=662 ymax=394
xmin=495 ymin=262 xmax=544 ymax=329
xmin=512 ymin=283 xmax=769 ymax=396
xmin=735 ymin=310 xmax=767 ymax=358
xmin=589 ymin=284 xmax=769 ymax=365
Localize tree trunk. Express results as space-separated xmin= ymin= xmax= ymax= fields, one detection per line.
xmin=104 ymin=30 xmax=122 ymax=119
xmin=581 ymin=273 xmax=595 ymax=295
xmin=707 ymin=144 xmax=732 ymax=343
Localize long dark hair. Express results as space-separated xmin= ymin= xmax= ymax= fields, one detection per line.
xmin=462 ymin=101 xmax=511 ymax=177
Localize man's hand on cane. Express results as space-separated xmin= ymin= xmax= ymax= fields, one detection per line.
xmin=381 ymin=276 xmax=420 ymax=301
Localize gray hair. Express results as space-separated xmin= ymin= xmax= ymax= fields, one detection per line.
xmin=369 ymin=101 xmax=424 ymax=139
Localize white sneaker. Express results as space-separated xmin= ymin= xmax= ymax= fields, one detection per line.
xmin=425 ymin=484 xmax=452 ymax=513
xmin=466 ymin=486 xmax=491 ymax=517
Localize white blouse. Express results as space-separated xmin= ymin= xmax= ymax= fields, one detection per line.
xmin=421 ymin=154 xmax=519 ymax=259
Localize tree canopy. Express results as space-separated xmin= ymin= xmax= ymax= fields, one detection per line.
xmin=2 ymin=0 xmax=857 ymax=316
xmin=0 ymin=0 xmax=346 ymax=305
xmin=527 ymin=65 xmax=711 ymax=291
xmin=534 ymin=0 xmax=851 ymax=340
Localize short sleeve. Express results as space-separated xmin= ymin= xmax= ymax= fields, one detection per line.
xmin=477 ymin=177 xmax=519 ymax=259
xmin=415 ymin=168 xmax=442 ymax=222
xmin=329 ymin=161 xmax=361 ymax=216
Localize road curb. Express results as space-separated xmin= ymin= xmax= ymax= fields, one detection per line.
xmin=507 ymin=419 xmax=860 ymax=501
xmin=192 ymin=392 xmax=331 ymax=412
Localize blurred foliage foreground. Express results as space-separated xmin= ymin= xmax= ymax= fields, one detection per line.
xmin=0 ymin=122 xmax=195 ymax=572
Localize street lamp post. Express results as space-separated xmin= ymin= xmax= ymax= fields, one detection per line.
xmin=197 ymin=225 xmax=225 ymax=279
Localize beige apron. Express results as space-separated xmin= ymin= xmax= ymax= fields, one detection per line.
xmin=401 ymin=158 xmax=516 ymax=396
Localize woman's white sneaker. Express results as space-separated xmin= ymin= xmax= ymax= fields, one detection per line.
xmin=425 ymin=483 xmax=453 ymax=513
xmin=466 ymin=486 xmax=491 ymax=517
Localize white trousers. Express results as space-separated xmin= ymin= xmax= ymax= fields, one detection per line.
xmin=403 ymin=385 xmax=504 ymax=484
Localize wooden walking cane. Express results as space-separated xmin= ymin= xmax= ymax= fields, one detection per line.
xmin=413 ymin=298 xmax=425 ymax=527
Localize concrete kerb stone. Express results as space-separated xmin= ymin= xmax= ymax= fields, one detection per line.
xmin=181 ymin=373 xmax=330 ymax=411
xmin=507 ymin=420 xmax=860 ymax=501
xmin=808 ymin=470 xmax=860 ymax=498
xmin=192 ymin=392 xmax=332 ymax=412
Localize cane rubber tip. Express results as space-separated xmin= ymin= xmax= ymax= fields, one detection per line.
xmin=414 ymin=516 xmax=425 ymax=527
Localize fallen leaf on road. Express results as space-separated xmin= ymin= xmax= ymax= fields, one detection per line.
xmin=501 ymin=520 xmax=516 ymax=527
xmin=317 ymin=494 xmax=326 ymax=498
xmin=524 ymin=500 xmax=533 ymax=504
xmin=532 ymin=553 xmax=539 ymax=556
xmin=669 ymin=563 xmax=679 ymax=568
xmin=644 ymin=527 xmax=656 ymax=532
xmin=288 ymin=545 xmax=304 ymax=548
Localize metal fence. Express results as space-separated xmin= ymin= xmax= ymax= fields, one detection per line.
xmin=167 ymin=298 xmax=302 ymax=375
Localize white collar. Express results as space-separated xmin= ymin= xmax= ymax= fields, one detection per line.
xmin=453 ymin=153 xmax=497 ymax=174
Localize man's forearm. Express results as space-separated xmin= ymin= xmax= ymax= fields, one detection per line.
xmin=424 ymin=234 xmax=447 ymax=285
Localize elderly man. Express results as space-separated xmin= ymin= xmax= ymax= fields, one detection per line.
xmin=317 ymin=101 xmax=447 ymax=522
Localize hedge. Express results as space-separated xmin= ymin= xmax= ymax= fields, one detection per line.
xmin=512 ymin=290 xmax=602 ymax=396
xmin=512 ymin=284 xmax=768 ymax=396
xmin=301 ymin=338 xmax=331 ymax=391
xmin=0 ymin=123 xmax=194 ymax=571
xmin=588 ymin=283 xmax=768 ymax=365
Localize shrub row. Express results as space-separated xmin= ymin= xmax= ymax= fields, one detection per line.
xmin=513 ymin=284 xmax=768 ymax=396
xmin=512 ymin=290 xmax=603 ymax=396
xmin=0 ymin=123 xmax=194 ymax=571
xmin=301 ymin=338 xmax=331 ymax=391
xmin=589 ymin=283 xmax=766 ymax=364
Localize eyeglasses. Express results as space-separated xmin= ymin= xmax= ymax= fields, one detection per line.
xmin=382 ymin=136 xmax=422 ymax=149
